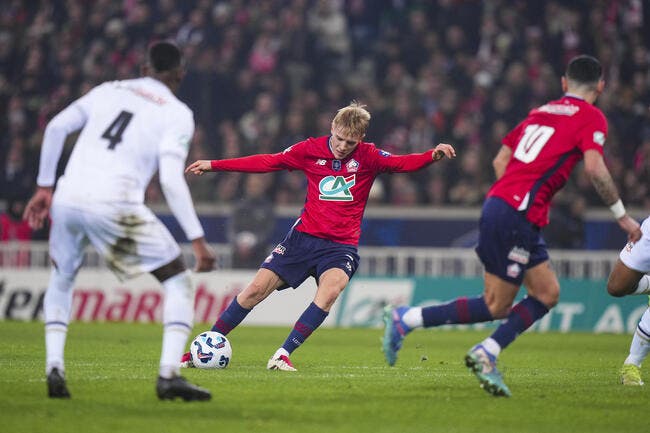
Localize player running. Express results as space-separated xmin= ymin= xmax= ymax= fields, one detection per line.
xmin=607 ymin=214 xmax=650 ymax=385
xmin=382 ymin=55 xmax=642 ymax=396
xmin=183 ymin=101 xmax=455 ymax=370
xmin=23 ymin=41 xmax=215 ymax=401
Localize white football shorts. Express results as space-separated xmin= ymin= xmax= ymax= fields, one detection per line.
xmin=619 ymin=216 xmax=650 ymax=273
xmin=49 ymin=202 xmax=181 ymax=280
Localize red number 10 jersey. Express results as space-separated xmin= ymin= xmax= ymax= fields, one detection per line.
xmin=488 ymin=95 xmax=608 ymax=227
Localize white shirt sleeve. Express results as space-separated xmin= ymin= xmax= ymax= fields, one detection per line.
xmin=36 ymin=99 xmax=90 ymax=187
xmin=159 ymin=154 xmax=205 ymax=241
xmin=158 ymin=107 xmax=204 ymax=241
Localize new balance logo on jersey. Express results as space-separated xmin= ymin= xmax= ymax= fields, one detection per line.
xmin=319 ymin=175 xmax=356 ymax=201
xmin=316 ymin=159 xmax=327 ymax=165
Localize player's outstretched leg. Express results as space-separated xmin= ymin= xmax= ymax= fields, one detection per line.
xmin=464 ymin=344 xmax=511 ymax=397
xmin=381 ymin=305 xmax=412 ymax=366
xmin=156 ymin=376 xmax=211 ymax=401
xmin=620 ymin=364 xmax=644 ymax=386
xmin=47 ymin=367 xmax=71 ymax=399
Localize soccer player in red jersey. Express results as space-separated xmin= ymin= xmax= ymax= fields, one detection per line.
xmin=383 ymin=55 xmax=642 ymax=396
xmin=184 ymin=101 xmax=456 ymax=370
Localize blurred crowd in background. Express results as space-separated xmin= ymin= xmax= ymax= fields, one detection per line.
xmin=1 ymin=0 xmax=649 ymax=250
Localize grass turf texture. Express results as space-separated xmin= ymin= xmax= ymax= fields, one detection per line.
xmin=0 ymin=321 xmax=647 ymax=433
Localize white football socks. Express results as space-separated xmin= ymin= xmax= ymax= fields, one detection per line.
xmin=159 ymin=270 xmax=194 ymax=379
xmin=402 ymin=307 xmax=423 ymax=329
xmin=44 ymin=268 xmax=75 ymax=375
xmin=45 ymin=324 xmax=67 ymax=375
xmin=481 ymin=337 xmax=502 ymax=358
xmin=624 ymin=307 xmax=650 ymax=367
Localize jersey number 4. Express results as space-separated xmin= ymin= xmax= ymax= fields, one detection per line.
xmin=102 ymin=110 xmax=134 ymax=150
xmin=513 ymin=124 xmax=555 ymax=163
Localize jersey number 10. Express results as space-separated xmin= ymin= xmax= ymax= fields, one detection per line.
xmin=513 ymin=124 xmax=555 ymax=163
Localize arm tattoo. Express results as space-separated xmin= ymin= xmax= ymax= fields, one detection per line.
xmin=590 ymin=171 xmax=620 ymax=206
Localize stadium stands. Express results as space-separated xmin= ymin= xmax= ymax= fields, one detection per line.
xmin=1 ymin=1 xmax=648 ymax=251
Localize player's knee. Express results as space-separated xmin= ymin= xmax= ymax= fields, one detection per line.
xmin=152 ymin=256 xmax=186 ymax=282
xmin=539 ymin=291 xmax=559 ymax=309
xmin=49 ymin=267 xmax=76 ymax=292
xmin=316 ymin=285 xmax=346 ymax=310
xmin=534 ymin=284 xmax=560 ymax=309
xmin=325 ymin=286 xmax=344 ymax=301
xmin=606 ymin=278 xmax=628 ymax=297
xmin=606 ymin=262 xmax=640 ymax=297
xmin=240 ymin=281 xmax=270 ymax=305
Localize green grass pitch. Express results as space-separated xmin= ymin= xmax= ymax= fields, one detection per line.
xmin=0 ymin=321 xmax=648 ymax=433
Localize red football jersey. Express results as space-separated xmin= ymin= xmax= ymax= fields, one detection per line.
xmin=488 ymin=95 xmax=607 ymax=227
xmin=211 ymin=136 xmax=436 ymax=245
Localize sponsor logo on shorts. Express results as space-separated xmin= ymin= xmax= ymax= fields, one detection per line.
xmin=507 ymin=247 xmax=530 ymax=264
xmin=507 ymin=263 xmax=522 ymax=279
xmin=272 ymin=244 xmax=286 ymax=255
xmin=625 ymin=242 xmax=634 ymax=253
xmin=345 ymin=261 xmax=352 ymax=272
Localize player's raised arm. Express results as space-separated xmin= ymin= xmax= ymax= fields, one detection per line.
xmin=185 ymin=160 xmax=213 ymax=175
xmin=375 ymin=142 xmax=456 ymax=173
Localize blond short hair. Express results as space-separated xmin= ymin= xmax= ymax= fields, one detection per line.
xmin=332 ymin=101 xmax=371 ymax=139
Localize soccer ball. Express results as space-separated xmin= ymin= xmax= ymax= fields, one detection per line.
xmin=189 ymin=331 xmax=232 ymax=369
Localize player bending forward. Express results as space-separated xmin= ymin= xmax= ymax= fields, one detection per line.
xmin=183 ymin=102 xmax=455 ymax=370
xmin=23 ymin=41 xmax=215 ymax=401
xmin=607 ymin=214 xmax=650 ymax=386
xmin=382 ymin=55 xmax=641 ymax=397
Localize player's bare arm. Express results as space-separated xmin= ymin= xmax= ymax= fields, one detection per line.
xmin=584 ymin=149 xmax=641 ymax=242
xmin=492 ymin=146 xmax=512 ymax=180
xmin=185 ymin=160 xmax=213 ymax=175
xmin=432 ymin=143 xmax=456 ymax=161
xmin=584 ymin=150 xmax=620 ymax=204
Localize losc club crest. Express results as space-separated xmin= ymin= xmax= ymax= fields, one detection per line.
xmin=346 ymin=159 xmax=359 ymax=172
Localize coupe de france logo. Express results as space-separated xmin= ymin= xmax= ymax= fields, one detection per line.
xmin=319 ymin=175 xmax=356 ymax=201
xmin=593 ymin=131 xmax=605 ymax=146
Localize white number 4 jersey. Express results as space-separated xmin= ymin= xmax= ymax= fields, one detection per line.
xmin=38 ymin=77 xmax=194 ymax=205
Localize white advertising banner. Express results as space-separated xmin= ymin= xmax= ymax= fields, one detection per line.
xmin=0 ymin=269 xmax=643 ymax=333
xmin=0 ymin=269 xmax=337 ymax=326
